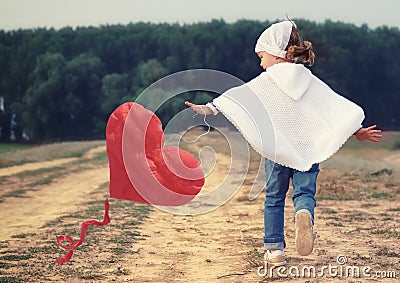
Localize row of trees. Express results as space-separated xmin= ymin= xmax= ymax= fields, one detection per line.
xmin=0 ymin=19 xmax=399 ymax=142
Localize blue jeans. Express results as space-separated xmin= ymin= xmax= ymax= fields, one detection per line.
xmin=263 ymin=159 xmax=319 ymax=250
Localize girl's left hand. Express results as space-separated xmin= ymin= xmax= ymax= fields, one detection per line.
xmin=355 ymin=125 xmax=382 ymax=142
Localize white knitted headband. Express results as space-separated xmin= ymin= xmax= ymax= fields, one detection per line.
xmin=255 ymin=20 xmax=297 ymax=58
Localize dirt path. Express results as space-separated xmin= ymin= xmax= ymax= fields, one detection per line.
xmin=385 ymin=152 xmax=400 ymax=166
xmin=117 ymin=152 xmax=262 ymax=282
xmin=111 ymin=168 xmax=400 ymax=283
xmin=0 ymin=145 xmax=109 ymax=239
xmin=0 ymin=141 xmax=399 ymax=282
xmin=0 ymin=167 xmax=109 ymax=239
xmin=101 ymin=147 xmax=400 ymax=282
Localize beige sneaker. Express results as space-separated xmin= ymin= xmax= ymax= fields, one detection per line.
xmin=295 ymin=210 xmax=315 ymax=256
xmin=264 ymin=250 xmax=287 ymax=266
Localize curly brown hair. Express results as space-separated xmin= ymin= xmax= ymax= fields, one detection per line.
xmin=285 ymin=26 xmax=315 ymax=66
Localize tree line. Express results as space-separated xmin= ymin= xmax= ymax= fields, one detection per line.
xmin=0 ymin=19 xmax=399 ymax=142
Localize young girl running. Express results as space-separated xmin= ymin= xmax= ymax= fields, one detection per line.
xmin=185 ymin=20 xmax=382 ymax=266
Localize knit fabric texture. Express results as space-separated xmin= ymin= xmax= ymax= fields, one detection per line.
xmin=213 ymin=63 xmax=365 ymax=171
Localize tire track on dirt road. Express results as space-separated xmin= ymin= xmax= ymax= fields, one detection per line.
xmin=0 ymin=146 xmax=109 ymax=240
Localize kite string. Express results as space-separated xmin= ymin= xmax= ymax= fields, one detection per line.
xmin=55 ymin=198 xmax=110 ymax=264
xmin=164 ymin=113 xmax=211 ymax=145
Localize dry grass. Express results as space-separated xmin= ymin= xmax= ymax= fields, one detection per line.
xmin=0 ymin=140 xmax=105 ymax=168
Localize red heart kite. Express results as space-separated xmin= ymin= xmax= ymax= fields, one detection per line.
xmin=55 ymin=102 xmax=205 ymax=263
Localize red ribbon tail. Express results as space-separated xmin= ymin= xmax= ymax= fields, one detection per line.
xmin=55 ymin=198 xmax=110 ymax=264
xmin=55 ymin=250 xmax=74 ymax=264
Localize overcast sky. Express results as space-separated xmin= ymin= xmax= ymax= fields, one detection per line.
xmin=1 ymin=0 xmax=399 ymax=31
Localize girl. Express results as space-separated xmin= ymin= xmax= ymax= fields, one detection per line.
xmin=185 ymin=20 xmax=382 ymax=266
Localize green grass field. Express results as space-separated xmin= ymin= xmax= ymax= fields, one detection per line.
xmin=0 ymin=143 xmax=33 ymax=154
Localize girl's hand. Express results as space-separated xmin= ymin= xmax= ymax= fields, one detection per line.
xmin=355 ymin=125 xmax=382 ymax=142
xmin=185 ymin=101 xmax=213 ymax=115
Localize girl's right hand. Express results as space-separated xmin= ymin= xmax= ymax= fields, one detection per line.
xmin=185 ymin=101 xmax=213 ymax=115
xmin=354 ymin=125 xmax=382 ymax=142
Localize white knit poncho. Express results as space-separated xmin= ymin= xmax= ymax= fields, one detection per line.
xmin=213 ymin=63 xmax=365 ymax=171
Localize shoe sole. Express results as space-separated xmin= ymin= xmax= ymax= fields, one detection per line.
xmin=295 ymin=212 xmax=314 ymax=256
xmin=264 ymin=256 xmax=287 ymax=266
xmin=266 ymin=260 xmax=287 ymax=267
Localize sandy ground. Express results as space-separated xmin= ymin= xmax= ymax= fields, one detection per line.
xmin=0 ymin=138 xmax=399 ymax=282
xmin=0 ymin=145 xmax=108 ymax=239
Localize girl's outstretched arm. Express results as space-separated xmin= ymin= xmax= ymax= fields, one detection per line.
xmin=354 ymin=125 xmax=383 ymax=142
xmin=185 ymin=101 xmax=213 ymax=115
